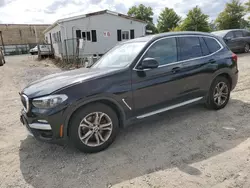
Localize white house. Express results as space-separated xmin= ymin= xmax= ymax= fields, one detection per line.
xmin=44 ymin=10 xmax=147 ymax=59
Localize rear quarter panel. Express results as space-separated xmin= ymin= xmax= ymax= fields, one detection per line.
xmin=208 ymin=48 xmax=237 ymax=89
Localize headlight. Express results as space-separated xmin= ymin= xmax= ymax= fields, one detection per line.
xmin=32 ymin=94 xmax=68 ymax=109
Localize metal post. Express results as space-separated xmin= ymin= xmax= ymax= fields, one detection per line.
xmin=37 ymin=43 xmax=41 ymax=59
xmin=0 ymin=31 xmax=5 ymax=54
xmin=72 ymin=26 xmax=75 ymax=57
xmin=64 ymin=39 xmax=68 ymax=62
xmin=49 ymin=33 xmax=54 ymax=58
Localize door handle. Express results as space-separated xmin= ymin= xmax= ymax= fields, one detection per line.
xmin=172 ymin=67 xmax=181 ymax=73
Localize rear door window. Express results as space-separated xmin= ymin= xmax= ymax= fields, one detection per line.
xmin=178 ymin=37 xmax=202 ymax=61
xmin=203 ymin=37 xmax=221 ymax=54
xmin=234 ymin=31 xmax=243 ymax=38
xmin=243 ymin=30 xmax=250 ymax=37
xmin=199 ymin=37 xmax=210 ymax=56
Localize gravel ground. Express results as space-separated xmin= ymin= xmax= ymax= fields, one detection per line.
xmin=0 ymin=54 xmax=250 ymax=188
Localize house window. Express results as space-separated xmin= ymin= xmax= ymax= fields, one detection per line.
xmin=91 ymin=30 xmax=97 ymax=42
xmin=117 ymin=30 xmax=122 ymax=41
xmin=122 ymin=31 xmax=129 ymax=40
xmin=76 ymin=30 xmax=81 ymax=38
xmin=87 ymin=31 xmax=91 ymax=41
xmin=58 ymin=31 xmax=61 ymax=42
xmin=130 ymin=30 xmax=135 ymax=39
xmin=82 ymin=32 xmax=86 ymax=40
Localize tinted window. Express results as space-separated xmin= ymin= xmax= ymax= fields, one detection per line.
xmin=234 ymin=31 xmax=243 ymax=38
xmin=203 ymin=37 xmax=221 ymax=53
xmin=178 ymin=37 xmax=202 ymax=61
xmin=243 ymin=30 xmax=250 ymax=37
xmin=225 ymin=32 xmax=234 ymax=39
xmin=199 ymin=37 xmax=210 ymax=56
xmin=144 ymin=38 xmax=177 ymax=66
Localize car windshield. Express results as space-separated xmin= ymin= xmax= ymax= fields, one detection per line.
xmin=212 ymin=31 xmax=228 ymax=37
xmin=92 ymin=42 xmax=146 ymax=68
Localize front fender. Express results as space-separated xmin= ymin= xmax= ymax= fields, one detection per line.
xmin=62 ymin=94 xmax=126 ymax=137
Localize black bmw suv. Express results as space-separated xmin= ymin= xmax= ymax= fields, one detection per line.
xmin=20 ymin=32 xmax=238 ymax=153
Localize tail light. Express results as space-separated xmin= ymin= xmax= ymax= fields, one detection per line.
xmin=232 ymin=53 xmax=237 ymax=63
xmin=232 ymin=53 xmax=238 ymax=70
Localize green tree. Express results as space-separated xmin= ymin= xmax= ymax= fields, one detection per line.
xmin=215 ymin=0 xmax=246 ymax=29
xmin=128 ymin=4 xmax=158 ymax=33
xmin=179 ymin=6 xmax=210 ymax=32
xmin=157 ymin=8 xmax=181 ymax=32
xmin=209 ymin=20 xmax=217 ymax=31
xmin=245 ymin=0 xmax=250 ymax=11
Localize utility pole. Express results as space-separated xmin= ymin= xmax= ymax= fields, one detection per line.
xmin=0 ymin=31 xmax=5 ymax=54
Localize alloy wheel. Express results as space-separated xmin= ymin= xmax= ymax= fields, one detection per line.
xmin=78 ymin=112 xmax=113 ymax=147
xmin=213 ymin=82 xmax=229 ymax=106
xmin=245 ymin=44 xmax=250 ymax=53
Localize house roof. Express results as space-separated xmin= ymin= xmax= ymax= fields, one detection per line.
xmin=44 ymin=10 xmax=147 ymax=33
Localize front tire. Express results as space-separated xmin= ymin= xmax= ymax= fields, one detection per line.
xmin=69 ymin=103 xmax=119 ymax=153
xmin=205 ymin=76 xmax=231 ymax=110
xmin=0 ymin=58 xmax=3 ymax=66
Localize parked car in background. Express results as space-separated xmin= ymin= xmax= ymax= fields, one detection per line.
xmin=30 ymin=45 xmax=53 ymax=57
xmin=29 ymin=46 xmax=38 ymax=55
xmin=20 ymin=32 xmax=238 ymax=153
xmin=0 ymin=47 xmax=5 ymax=66
xmin=212 ymin=29 xmax=250 ymax=53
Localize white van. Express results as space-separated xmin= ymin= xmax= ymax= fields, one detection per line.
xmin=30 ymin=45 xmax=53 ymax=57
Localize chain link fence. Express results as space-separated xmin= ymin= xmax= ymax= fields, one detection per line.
xmin=62 ymin=38 xmax=101 ymax=67
xmin=0 ymin=43 xmax=37 ymax=56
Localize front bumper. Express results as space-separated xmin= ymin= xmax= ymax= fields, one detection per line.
xmin=20 ymin=108 xmax=67 ymax=144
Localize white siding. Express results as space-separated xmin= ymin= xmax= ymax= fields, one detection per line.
xmin=46 ymin=13 xmax=147 ymax=58
xmin=45 ymin=25 xmax=63 ymax=58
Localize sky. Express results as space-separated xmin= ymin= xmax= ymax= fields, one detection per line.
xmin=0 ymin=0 xmax=248 ymax=24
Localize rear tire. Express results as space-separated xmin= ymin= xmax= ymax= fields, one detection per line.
xmin=244 ymin=43 xmax=249 ymax=53
xmin=205 ymin=76 xmax=231 ymax=110
xmin=69 ymin=103 xmax=119 ymax=153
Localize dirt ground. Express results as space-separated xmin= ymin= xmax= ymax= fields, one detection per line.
xmin=0 ymin=54 xmax=250 ymax=188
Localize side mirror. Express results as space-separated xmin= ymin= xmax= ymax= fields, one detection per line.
xmin=225 ymin=37 xmax=232 ymax=41
xmin=140 ymin=58 xmax=159 ymax=69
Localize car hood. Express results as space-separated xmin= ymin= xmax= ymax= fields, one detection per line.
xmin=22 ymin=67 xmax=120 ymax=98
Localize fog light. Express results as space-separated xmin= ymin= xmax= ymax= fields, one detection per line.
xmin=37 ymin=120 xmax=48 ymax=123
